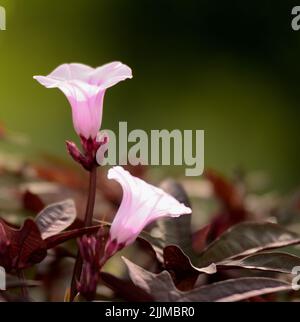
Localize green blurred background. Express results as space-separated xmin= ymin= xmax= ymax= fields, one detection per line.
xmin=0 ymin=0 xmax=300 ymax=190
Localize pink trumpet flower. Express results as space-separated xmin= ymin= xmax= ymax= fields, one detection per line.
xmin=34 ymin=62 xmax=132 ymax=170
xmin=104 ymin=166 xmax=192 ymax=259
xmin=34 ymin=62 xmax=132 ymax=140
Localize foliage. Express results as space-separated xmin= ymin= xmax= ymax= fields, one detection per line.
xmin=0 ymin=128 xmax=300 ymax=302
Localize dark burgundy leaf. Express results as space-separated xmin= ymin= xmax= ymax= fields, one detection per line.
xmin=136 ymin=237 xmax=163 ymax=270
xmin=149 ymin=179 xmax=193 ymax=256
xmin=0 ymin=218 xmax=47 ymax=270
xmin=164 ymin=245 xmax=216 ymax=291
xmin=23 ymin=190 xmax=45 ymax=213
xmin=198 ymin=222 xmax=300 ymax=267
xmin=100 ymin=272 xmax=154 ymax=302
xmin=123 ymin=257 xmax=291 ymax=302
xmin=187 ymin=278 xmax=291 ymax=302
xmin=219 ymin=252 xmax=300 ymax=274
xmin=14 ymin=219 xmax=47 ymax=269
xmin=192 ymin=224 xmax=211 ymax=253
xmin=205 ymin=170 xmax=248 ymax=238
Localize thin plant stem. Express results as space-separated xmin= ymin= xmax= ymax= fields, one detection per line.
xmin=70 ymin=165 xmax=97 ymax=301
xmin=17 ymin=270 xmax=29 ymax=301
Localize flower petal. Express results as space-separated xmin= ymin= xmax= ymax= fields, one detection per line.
xmin=89 ymin=62 xmax=133 ymax=88
xmin=107 ymin=166 xmax=192 ymax=247
xmin=47 ymin=63 xmax=93 ymax=81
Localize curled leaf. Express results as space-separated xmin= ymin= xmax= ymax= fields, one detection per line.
xmin=123 ymin=257 xmax=290 ymax=302
xmin=164 ymin=245 xmax=216 ymax=291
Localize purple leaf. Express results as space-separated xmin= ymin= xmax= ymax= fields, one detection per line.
xmin=35 ymin=199 xmax=76 ymax=239
xmin=219 ymin=252 xmax=300 ymax=274
xmin=123 ymin=257 xmax=291 ymax=302
xmin=198 ymin=222 xmax=300 ymax=267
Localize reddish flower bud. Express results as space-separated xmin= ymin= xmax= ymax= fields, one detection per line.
xmin=66 ymin=140 xmax=90 ymax=171
xmin=66 ymin=132 xmax=109 ymax=171
xmin=77 ymin=228 xmax=105 ymax=300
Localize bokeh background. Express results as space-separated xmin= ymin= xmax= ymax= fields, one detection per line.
xmin=0 ymin=0 xmax=300 ymax=191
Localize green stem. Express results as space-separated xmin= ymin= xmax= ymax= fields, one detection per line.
xmin=70 ymin=165 xmax=97 ymax=301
